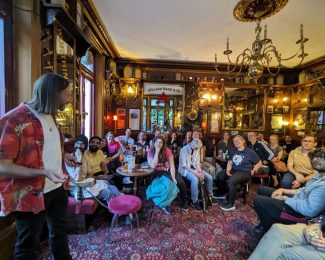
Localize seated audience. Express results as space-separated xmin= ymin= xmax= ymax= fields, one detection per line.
xmin=253 ymin=147 xmax=325 ymax=231
xmin=179 ymin=139 xmax=218 ymax=212
xmin=67 ymin=140 xmax=120 ymax=202
xmin=248 ymin=219 xmax=325 ymax=260
xmin=280 ymin=134 xmax=299 ymax=162
xmin=147 ymin=136 xmax=189 ymax=213
xmin=216 ymin=131 xmax=234 ymax=160
xmin=182 ymin=131 xmax=192 ymax=147
xmin=81 ymin=136 xmax=111 ymax=180
xmin=115 ymin=128 xmax=135 ymax=153
xmin=267 ymin=134 xmax=283 ymax=187
xmin=149 ymin=129 xmax=161 ymax=147
xmin=168 ymin=132 xmax=181 ymax=166
xmin=248 ymin=132 xmax=274 ymax=174
xmin=217 ymin=135 xmax=262 ymax=211
xmin=135 ymin=131 xmax=149 ymax=164
xmin=100 ymin=136 xmax=108 ymax=156
xmin=257 ymin=133 xmax=268 ymax=145
xmin=281 ymin=134 xmax=318 ymax=189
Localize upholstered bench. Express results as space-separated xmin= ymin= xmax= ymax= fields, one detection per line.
xmin=67 ymin=197 xmax=99 ymax=234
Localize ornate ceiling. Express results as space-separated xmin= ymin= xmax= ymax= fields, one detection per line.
xmin=93 ymin=0 xmax=325 ymax=67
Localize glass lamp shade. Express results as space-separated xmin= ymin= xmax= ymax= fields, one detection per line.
xmin=248 ymin=63 xmax=264 ymax=79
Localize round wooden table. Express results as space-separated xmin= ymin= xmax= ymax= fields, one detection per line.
xmin=116 ymin=164 xmax=154 ymax=195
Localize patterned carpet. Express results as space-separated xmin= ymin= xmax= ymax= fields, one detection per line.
xmin=37 ymin=185 xmax=262 ymax=259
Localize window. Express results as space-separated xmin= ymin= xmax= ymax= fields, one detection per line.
xmin=0 ymin=18 xmax=5 ymax=116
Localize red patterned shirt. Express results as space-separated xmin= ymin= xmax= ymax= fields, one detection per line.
xmin=0 ymin=103 xmax=67 ymax=216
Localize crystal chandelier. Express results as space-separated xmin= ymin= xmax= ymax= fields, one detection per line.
xmin=214 ymin=0 xmax=309 ymax=79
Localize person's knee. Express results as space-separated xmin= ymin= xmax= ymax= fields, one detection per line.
xmin=253 ymin=195 xmax=265 ymax=208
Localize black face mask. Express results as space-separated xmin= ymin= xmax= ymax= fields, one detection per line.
xmin=89 ymin=145 xmax=99 ymax=153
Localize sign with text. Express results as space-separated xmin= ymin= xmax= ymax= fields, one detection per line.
xmin=144 ymin=83 xmax=184 ymax=96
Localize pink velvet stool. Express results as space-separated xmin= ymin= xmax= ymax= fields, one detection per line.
xmin=108 ymin=195 xmax=142 ymax=230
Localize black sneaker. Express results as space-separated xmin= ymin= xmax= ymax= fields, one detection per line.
xmin=208 ymin=196 xmax=218 ymax=205
xmin=162 ymin=206 xmax=172 ymax=215
xmin=191 ymin=201 xmax=203 ymax=212
xmin=181 ymin=200 xmax=189 ymax=212
xmin=220 ymin=202 xmax=235 ymax=211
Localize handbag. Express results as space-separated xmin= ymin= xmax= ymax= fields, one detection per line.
xmin=271 ymin=158 xmax=288 ymax=172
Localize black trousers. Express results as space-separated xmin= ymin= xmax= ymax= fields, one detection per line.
xmin=13 ymin=186 xmax=71 ymax=260
xmin=253 ymin=186 xmax=304 ymax=231
xmin=150 ymin=171 xmax=188 ymax=202
xmin=217 ymin=169 xmax=251 ymax=205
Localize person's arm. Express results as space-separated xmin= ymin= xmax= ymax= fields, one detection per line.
xmin=147 ymin=150 xmax=159 ymax=168
xmin=272 ymin=187 xmax=299 ymax=197
xmin=277 ymin=150 xmax=283 ymax=161
xmin=168 ymin=156 xmax=177 ymax=183
xmin=111 ymin=147 xmax=121 ymax=160
xmin=226 ymin=160 xmax=233 ymax=176
xmin=285 ymin=186 xmax=325 ymax=217
xmin=252 ymin=160 xmax=263 ymax=175
xmin=0 ymin=158 xmax=66 ymax=183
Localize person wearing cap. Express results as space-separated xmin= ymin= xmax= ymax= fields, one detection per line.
xmin=178 ymin=139 xmax=218 ymax=212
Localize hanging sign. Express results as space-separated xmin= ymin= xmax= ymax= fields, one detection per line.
xmin=144 ymin=83 xmax=184 ymax=96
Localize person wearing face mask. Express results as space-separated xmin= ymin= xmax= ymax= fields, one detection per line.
xmin=179 ymin=139 xmax=218 ymax=212
xmin=67 ymin=139 xmax=120 ymax=203
xmin=82 ymin=136 xmax=112 ymax=180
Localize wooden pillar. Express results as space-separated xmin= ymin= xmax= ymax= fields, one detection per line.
xmin=94 ymin=53 xmax=105 ymax=137
xmin=13 ymin=0 xmax=41 ymax=103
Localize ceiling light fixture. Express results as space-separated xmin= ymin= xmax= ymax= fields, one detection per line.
xmin=214 ymin=0 xmax=308 ymax=80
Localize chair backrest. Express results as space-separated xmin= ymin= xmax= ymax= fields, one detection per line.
xmin=280 ymin=212 xmax=308 ymax=224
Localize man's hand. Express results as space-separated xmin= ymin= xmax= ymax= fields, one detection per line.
xmin=44 ymin=169 xmax=67 ymax=183
xmin=273 ymin=195 xmax=288 ymax=200
xmin=292 ymin=180 xmax=301 ymax=189
xmin=64 ymin=153 xmax=77 ymax=167
xmin=271 ymin=188 xmax=283 ymax=198
xmin=226 ymin=170 xmax=232 ymax=176
xmin=296 ymin=173 xmax=305 ymax=183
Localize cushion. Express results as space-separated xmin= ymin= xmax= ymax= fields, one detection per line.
xmin=68 ymin=197 xmax=98 ymax=215
xmin=108 ymin=195 xmax=142 ymax=215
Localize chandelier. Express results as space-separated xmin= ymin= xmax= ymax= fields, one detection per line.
xmin=214 ymin=0 xmax=309 ymax=79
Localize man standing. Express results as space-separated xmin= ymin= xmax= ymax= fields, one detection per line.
xmin=0 ymin=73 xmax=73 ymax=259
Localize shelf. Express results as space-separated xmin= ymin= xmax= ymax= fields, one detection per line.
xmin=42 ymin=3 xmax=91 ymax=56
xmin=290 ymin=76 xmax=325 ymax=88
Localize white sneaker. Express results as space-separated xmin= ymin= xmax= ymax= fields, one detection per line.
xmin=122 ymin=177 xmax=133 ymax=184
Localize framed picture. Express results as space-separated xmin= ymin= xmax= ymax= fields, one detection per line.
xmin=271 ymin=114 xmax=283 ymax=132
xmin=129 ymin=108 xmax=140 ymax=130
xmin=293 ymin=109 xmax=307 ymax=130
xmin=210 ymin=111 xmax=221 ymax=133
xmin=283 ymin=106 xmax=289 ymax=114
xmin=117 ymin=108 xmax=126 ymax=116
xmin=267 ymin=105 xmax=274 ymax=114
xmin=117 ymin=118 xmax=125 ymax=129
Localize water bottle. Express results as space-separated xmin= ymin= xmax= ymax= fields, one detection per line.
xmin=127 ymin=154 xmax=135 ymax=173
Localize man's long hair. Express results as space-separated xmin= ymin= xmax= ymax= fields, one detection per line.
xmin=149 ymin=135 xmax=168 ymax=164
xmin=26 ymin=73 xmax=70 ymax=115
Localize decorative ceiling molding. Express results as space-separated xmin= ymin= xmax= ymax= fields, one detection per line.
xmin=81 ymin=0 xmax=119 ymax=58
xmin=233 ymin=0 xmax=289 ymax=22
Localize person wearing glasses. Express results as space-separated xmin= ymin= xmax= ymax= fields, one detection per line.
xmin=253 ymin=147 xmax=325 ymax=232
xmin=281 ymin=134 xmax=318 ymax=189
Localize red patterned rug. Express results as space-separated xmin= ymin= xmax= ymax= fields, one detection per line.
xmin=37 ymin=185 xmax=262 ymax=259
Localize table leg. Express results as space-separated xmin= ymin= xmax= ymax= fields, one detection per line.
xmin=133 ymin=177 xmax=138 ymax=195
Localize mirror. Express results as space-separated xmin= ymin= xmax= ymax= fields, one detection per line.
xmin=55 ymin=23 xmax=75 ymax=136
xmin=222 ymin=87 xmax=265 ymax=130
xmin=306 ymin=107 xmax=325 ymax=136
